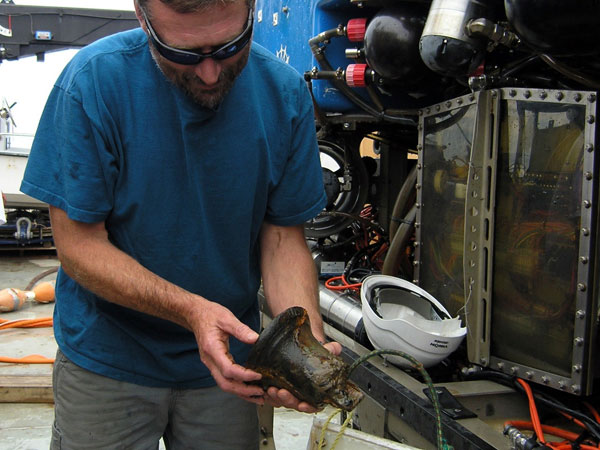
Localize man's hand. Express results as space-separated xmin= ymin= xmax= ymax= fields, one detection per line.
xmin=262 ymin=341 xmax=342 ymax=412
xmin=187 ymin=300 xmax=266 ymax=404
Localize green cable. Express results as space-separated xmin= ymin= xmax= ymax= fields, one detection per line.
xmin=347 ymin=349 xmax=454 ymax=450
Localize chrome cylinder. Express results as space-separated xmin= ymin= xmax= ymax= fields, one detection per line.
xmin=319 ymin=283 xmax=370 ymax=347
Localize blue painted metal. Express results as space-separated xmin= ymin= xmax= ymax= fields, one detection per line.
xmin=0 ymin=219 xmax=53 ymax=247
xmin=253 ymin=0 xmax=374 ymax=112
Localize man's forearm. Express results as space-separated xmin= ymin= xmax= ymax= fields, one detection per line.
xmin=259 ymin=223 xmax=326 ymax=342
xmin=50 ymin=206 xmax=198 ymax=330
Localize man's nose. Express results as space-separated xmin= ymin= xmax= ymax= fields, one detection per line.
xmin=194 ymin=58 xmax=221 ymax=86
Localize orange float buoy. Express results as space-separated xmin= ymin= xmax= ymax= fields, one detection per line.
xmin=31 ymin=281 xmax=55 ymax=303
xmin=0 ymin=281 xmax=55 ymax=312
xmin=0 ymin=288 xmax=27 ymax=312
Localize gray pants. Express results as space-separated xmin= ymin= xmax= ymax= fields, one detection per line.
xmin=51 ymin=350 xmax=259 ymax=450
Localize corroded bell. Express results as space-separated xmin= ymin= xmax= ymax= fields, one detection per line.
xmin=246 ymin=306 xmax=363 ymax=412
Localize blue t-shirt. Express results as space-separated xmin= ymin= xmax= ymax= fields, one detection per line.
xmin=21 ymin=29 xmax=326 ymax=388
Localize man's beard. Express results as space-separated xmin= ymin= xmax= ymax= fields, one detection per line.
xmin=151 ymin=47 xmax=250 ymax=109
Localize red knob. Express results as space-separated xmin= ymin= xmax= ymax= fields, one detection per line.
xmin=346 ymin=18 xmax=367 ymax=42
xmin=346 ymin=64 xmax=367 ymax=87
xmin=470 ymin=61 xmax=485 ymax=77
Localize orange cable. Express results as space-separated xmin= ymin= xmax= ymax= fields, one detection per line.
xmin=0 ymin=317 xmax=53 ymax=329
xmin=517 ymin=378 xmax=548 ymax=445
xmin=505 ymin=420 xmax=580 ymax=442
xmin=584 ymin=402 xmax=600 ymax=424
xmin=0 ymin=354 xmax=55 ymax=364
xmin=505 ymin=421 xmax=598 ymax=450
xmin=0 ymin=317 xmax=54 ymax=363
xmin=558 ymin=410 xmax=588 ymax=430
xmin=370 ymin=242 xmax=389 ymax=263
xmin=512 ymin=382 xmax=600 ymax=449
xmin=324 ymin=275 xmax=362 ymax=292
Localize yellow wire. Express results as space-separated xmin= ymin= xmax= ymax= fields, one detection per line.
xmin=316 ymin=408 xmax=355 ymax=450
xmin=318 ymin=408 xmax=341 ymax=449
xmin=330 ymin=411 xmax=354 ymax=450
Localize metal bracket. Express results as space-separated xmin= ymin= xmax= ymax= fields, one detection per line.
xmin=423 ymin=386 xmax=477 ymax=420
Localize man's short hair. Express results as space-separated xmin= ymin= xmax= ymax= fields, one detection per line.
xmin=136 ymin=0 xmax=253 ymax=16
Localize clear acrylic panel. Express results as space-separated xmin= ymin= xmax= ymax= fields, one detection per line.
xmin=419 ymin=104 xmax=478 ymax=317
xmin=491 ymin=100 xmax=585 ymax=376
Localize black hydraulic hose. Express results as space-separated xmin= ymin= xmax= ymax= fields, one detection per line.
xmin=500 ymin=54 xmax=539 ymax=79
xmin=25 ymin=267 xmax=59 ymax=291
xmin=308 ymin=26 xmax=347 ymax=49
xmin=323 ymin=112 xmax=416 ymax=126
xmin=305 ymin=78 xmax=328 ymax=125
xmin=308 ymin=28 xmax=418 ymax=125
xmin=540 ymin=54 xmax=600 ymax=90
xmin=366 ymin=83 xmax=385 ymax=112
xmin=389 ymin=164 xmax=418 ymax=239
xmin=382 ymin=204 xmax=416 ymax=277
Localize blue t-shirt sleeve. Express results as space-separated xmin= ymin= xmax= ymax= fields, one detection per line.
xmin=263 ymin=77 xmax=326 ymax=226
xmin=21 ymin=77 xmax=117 ymax=224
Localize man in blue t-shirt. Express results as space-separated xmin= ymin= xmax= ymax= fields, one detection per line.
xmin=21 ymin=0 xmax=341 ymax=448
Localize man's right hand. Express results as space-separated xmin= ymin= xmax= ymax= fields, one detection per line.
xmin=187 ymin=300 xmax=265 ymax=404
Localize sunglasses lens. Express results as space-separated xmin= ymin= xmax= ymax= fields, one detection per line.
xmin=165 ymin=49 xmax=201 ymax=65
xmin=213 ymin=44 xmax=240 ymax=60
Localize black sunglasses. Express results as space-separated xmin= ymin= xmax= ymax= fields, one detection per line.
xmin=141 ymin=7 xmax=254 ymax=65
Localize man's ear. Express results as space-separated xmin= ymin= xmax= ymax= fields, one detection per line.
xmin=134 ymin=2 xmax=147 ymax=32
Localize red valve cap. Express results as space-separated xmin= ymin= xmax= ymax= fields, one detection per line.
xmin=347 ymin=18 xmax=367 ymax=42
xmin=346 ymin=64 xmax=367 ymax=87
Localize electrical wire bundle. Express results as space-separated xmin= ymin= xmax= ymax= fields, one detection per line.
xmin=323 ymin=205 xmax=388 ymax=293
xmin=466 ymin=370 xmax=600 ymax=449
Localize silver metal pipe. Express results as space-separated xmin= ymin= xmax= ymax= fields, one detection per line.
xmin=319 ymin=283 xmax=369 ymax=346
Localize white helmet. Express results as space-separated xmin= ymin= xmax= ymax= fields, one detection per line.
xmin=361 ymin=275 xmax=466 ymax=368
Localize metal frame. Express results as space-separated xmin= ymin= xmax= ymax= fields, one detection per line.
xmin=414 ymin=90 xmax=480 ymax=284
xmin=343 ymin=348 xmax=497 ymax=450
xmin=0 ymin=5 xmax=138 ymax=60
xmin=462 ymin=90 xmax=499 ymax=367
xmin=416 ymin=88 xmax=598 ymax=395
xmin=485 ymin=88 xmax=598 ymax=395
xmin=324 ymin=324 xmax=516 ymax=450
